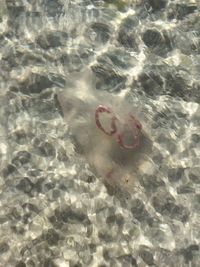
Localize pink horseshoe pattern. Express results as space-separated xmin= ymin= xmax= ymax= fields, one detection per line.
xmin=95 ymin=105 xmax=142 ymax=149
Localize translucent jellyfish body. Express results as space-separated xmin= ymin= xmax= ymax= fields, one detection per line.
xmin=57 ymin=69 xmax=152 ymax=194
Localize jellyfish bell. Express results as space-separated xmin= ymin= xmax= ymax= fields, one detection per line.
xmin=56 ymin=68 xmax=152 ymax=195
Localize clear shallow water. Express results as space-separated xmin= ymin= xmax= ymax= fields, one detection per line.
xmin=0 ymin=0 xmax=200 ymax=266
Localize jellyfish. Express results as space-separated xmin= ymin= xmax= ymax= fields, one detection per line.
xmin=56 ymin=69 xmax=152 ymax=193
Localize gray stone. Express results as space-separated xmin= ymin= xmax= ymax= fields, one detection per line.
xmin=16 ymin=261 xmax=26 ymax=267
xmin=60 ymin=53 xmax=83 ymax=72
xmin=117 ymin=254 xmax=138 ymax=266
xmin=0 ymin=215 xmax=8 ymax=224
xmin=180 ymin=244 xmax=199 ymax=264
xmin=106 ymin=214 xmax=124 ymax=226
xmin=36 ymin=31 xmax=68 ymax=50
xmin=143 ymin=29 xmax=173 ymax=56
xmin=134 ymin=64 xmax=192 ymax=100
xmin=135 ymin=68 xmax=164 ymax=97
xmin=97 ymin=49 xmax=134 ymax=70
xmin=191 ymin=134 xmax=200 ymax=143
xmin=131 ymin=199 xmax=153 ymax=224
xmin=177 ymin=183 xmax=195 ymax=194
xmin=16 ymin=177 xmax=34 ymax=194
xmin=85 ymin=22 xmax=111 ymax=45
xmin=139 ymin=246 xmax=154 ymax=266
xmin=12 ymin=151 xmax=31 ymax=167
xmin=0 ymin=242 xmax=9 ymax=254
xmin=11 ymin=73 xmax=65 ymax=94
xmin=48 ymin=215 xmax=63 ymax=229
xmin=151 ymin=190 xmax=189 ymax=222
xmin=32 ymin=138 xmax=55 ymax=157
xmin=54 ymin=207 xmax=91 ymax=225
xmin=43 ymin=258 xmax=57 ymax=267
xmin=11 ymin=75 xmax=52 ymax=94
xmin=117 ymin=16 xmax=139 ymax=50
xmin=43 ymin=0 xmax=63 ymax=17
xmin=91 ymin=63 xmax=126 ymax=92
xmin=164 ymin=71 xmax=189 ymax=98
xmin=139 ymin=174 xmax=165 ymax=192
xmin=168 ymin=168 xmax=185 ymax=182
xmin=69 ymin=262 xmax=82 ymax=267
xmin=2 ymin=164 xmax=18 ymax=178
xmin=22 ymin=203 xmax=40 ymax=214
xmin=54 ymin=94 xmax=64 ymax=117
xmin=6 ymin=1 xmax=25 ymax=19
xmin=99 ymin=230 xmax=114 ymax=243
xmin=118 ymin=27 xmax=138 ymax=50
xmin=189 ymin=168 xmax=200 ymax=184
xmin=144 ymin=0 xmax=167 ymax=11
xmin=168 ymin=4 xmax=197 ymax=20
xmin=45 ymin=229 xmax=60 ymax=246
xmin=11 ymin=129 xmax=27 ymax=145
xmin=142 ymin=29 xmax=163 ymax=48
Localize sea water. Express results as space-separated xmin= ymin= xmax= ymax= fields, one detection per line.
xmin=0 ymin=0 xmax=200 ymax=266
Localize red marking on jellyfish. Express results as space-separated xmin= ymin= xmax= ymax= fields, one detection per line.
xmin=95 ymin=105 xmax=118 ymax=136
xmin=106 ymin=167 xmax=115 ymax=180
xmin=95 ymin=105 xmax=142 ymax=150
